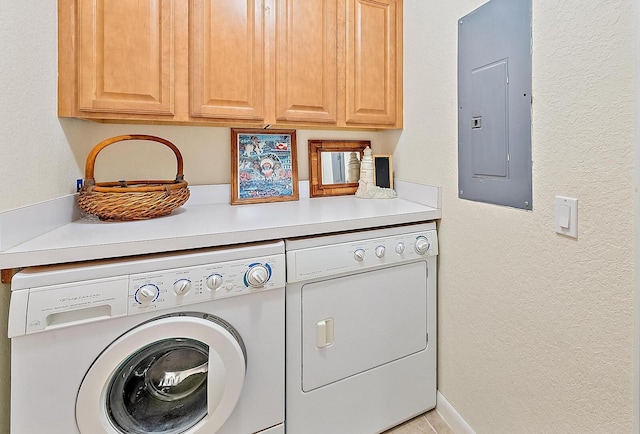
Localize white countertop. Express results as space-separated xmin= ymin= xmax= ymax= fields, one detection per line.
xmin=0 ymin=181 xmax=440 ymax=269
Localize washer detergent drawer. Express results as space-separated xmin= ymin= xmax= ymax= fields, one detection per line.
xmin=301 ymin=261 xmax=428 ymax=391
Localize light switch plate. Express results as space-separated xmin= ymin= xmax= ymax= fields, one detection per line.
xmin=555 ymin=196 xmax=578 ymax=238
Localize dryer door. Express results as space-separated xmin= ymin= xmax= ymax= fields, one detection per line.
xmin=76 ymin=312 xmax=246 ymax=434
xmin=301 ymin=262 xmax=428 ymax=391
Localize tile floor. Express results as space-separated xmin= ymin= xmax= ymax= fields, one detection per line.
xmin=384 ymin=410 xmax=455 ymax=434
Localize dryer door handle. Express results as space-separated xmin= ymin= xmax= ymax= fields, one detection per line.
xmin=316 ymin=318 xmax=334 ymax=348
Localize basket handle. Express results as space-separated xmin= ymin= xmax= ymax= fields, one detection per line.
xmin=83 ymin=135 xmax=185 ymax=185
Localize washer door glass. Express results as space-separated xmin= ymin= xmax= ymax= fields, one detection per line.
xmin=107 ymin=338 xmax=209 ymax=433
xmin=76 ymin=312 xmax=247 ymax=434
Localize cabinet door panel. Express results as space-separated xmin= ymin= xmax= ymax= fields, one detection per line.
xmin=275 ymin=0 xmax=337 ymax=124
xmin=190 ymin=0 xmax=265 ymax=121
xmin=345 ymin=0 xmax=397 ymax=125
xmin=78 ymin=0 xmax=174 ymax=115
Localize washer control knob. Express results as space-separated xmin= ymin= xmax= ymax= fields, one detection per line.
xmin=246 ymin=264 xmax=270 ymax=288
xmin=395 ymin=242 xmax=405 ymax=255
xmin=415 ymin=236 xmax=431 ymax=255
xmin=136 ymin=284 xmax=158 ymax=304
xmin=375 ymin=245 xmax=386 ymax=258
xmin=206 ymin=273 xmax=223 ymax=291
xmin=354 ymin=249 xmax=366 ymax=262
xmin=173 ymin=279 xmax=191 ymax=295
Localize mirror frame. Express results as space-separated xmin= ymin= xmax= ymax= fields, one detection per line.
xmin=308 ymin=140 xmax=370 ymax=197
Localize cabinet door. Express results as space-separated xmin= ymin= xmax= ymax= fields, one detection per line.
xmin=190 ymin=0 xmax=266 ymax=121
xmin=77 ymin=0 xmax=174 ymax=115
xmin=345 ymin=0 xmax=399 ymax=126
xmin=274 ymin=0 xmax=338 ymax=124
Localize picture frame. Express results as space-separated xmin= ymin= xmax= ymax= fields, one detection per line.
xmin=373 ymin=154 xmax=393 ymax=189
xmin=308 ymin=140 xmax=369 ymax=197
xmin=231 ymin=129 xmax=299 ymax=205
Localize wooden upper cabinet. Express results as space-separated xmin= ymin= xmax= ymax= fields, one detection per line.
xmin=58 ymin=0 xmax=402 ymax=129
xmin=345 ymin=0 xmax=401 ymax=126
xmin=189 ymin=0 xmax=266 ymax=121
xmin=75 ymin=0 xmax=175 ymax=115
xmin=274 ymin=0 xmax=338 ymax=124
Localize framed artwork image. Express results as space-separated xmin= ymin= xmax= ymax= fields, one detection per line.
xmin=231 ymin=129 xmax=299 ymax=205
xmin=308 ymin=140 xmax=369 ymax=197
xmin=373 ymin=154 xmax=393 ymax=189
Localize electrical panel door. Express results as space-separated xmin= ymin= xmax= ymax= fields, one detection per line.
xmin=458 ymin=0 xmax=532 ymax=210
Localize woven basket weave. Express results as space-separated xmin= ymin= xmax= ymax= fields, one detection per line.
xmin=77 ymin=135 xmax=190 ymax=221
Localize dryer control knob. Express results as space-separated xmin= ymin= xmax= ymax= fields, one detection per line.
xmin=395 ymin=242 xmax=405 ymax=255
xmin=173 ymin=279 xmax=192 ymax=295
xmin=206 ymin=273 xmax=223 ymax=291
xmin=136 ymin=284 xmax=158 ymax=304
xmin=375 ymin=245 xmax=386 ymax=258
xmin=415 ymin=236 xmax=431 ymax=255
xmin=246 ymin=265 xmax=270 ymax=288
xmin=354 ymin=249 xmax=365 ymax=262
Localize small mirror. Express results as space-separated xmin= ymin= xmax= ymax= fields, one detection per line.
xmin=309 ymin=140 xmax=370 ymax=197
xmin=320 ymin=151 xmax=361 ymax=184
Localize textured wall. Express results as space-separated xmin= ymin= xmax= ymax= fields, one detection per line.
xmin=0 ymin=1 xmax=635 ymax=434
xmin=0 ymin=4 xmax=385 ymax=434
xmin=0 ymin=2 xmax=387 ymax=214
xmin=397 ymin=1 xmax=635 ymax=433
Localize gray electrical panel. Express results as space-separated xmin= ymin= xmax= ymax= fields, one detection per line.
xmin=458 ymin=0 xmax=532 ymax=210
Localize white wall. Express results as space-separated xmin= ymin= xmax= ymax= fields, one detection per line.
xmin=635 ymin=1 xmax=640 ymax=431
xmin=396 ymin=1 xmax=634 ymax=433
xmin=0 ymin=3 xmax=387 ymax=434
xmin=0 ymin=1 xmax=635 ymax=434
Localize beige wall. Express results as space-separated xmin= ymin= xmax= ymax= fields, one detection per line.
xmin=395 ymin=1 xmax=635 ymax=433
xmin=0 ymin=1 xmax=635 ymax=434
xmin=0 ymin=3 xmax=387 ymax=434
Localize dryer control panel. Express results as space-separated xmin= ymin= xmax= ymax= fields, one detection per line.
xmin=286 ymin=229 xmax=438 ymax=283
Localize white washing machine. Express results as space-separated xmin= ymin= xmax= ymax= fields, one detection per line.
xmin=8 ymin=241 xmax=285 ymax=434
xmin=285 ymin=223 xmax=438 ymax=433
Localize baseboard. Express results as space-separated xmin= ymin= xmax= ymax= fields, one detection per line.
xmin=436 ymin=391 xmax=476 ymax=434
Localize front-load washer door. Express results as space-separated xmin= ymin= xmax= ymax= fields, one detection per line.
xmin=301 ymin=262 xmax=428 ymax=391
xmin=76 ymin=312 xmax=246 ymax=434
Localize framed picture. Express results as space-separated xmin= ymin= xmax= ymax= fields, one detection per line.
xmin=308 ymin=140 xmax=369 ymax=197
xmin=373 ymin=154 xmax=393 ymax=189
xmin=231 ymin=129 xmax=299 ymax=205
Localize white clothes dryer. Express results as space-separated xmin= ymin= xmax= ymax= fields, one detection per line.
xmin=8 ymin=241 xmax=285 ymax=434
xmin=285 ymin=223 xmax=438 ymax=433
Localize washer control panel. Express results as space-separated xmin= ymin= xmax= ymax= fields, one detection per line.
xmin=287 ymin=229 xmax=438 ymax=282
xmin=129 ymin=255 xmax=284 ymax=313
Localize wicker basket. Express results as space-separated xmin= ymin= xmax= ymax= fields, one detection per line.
xmin=77 ymin=135 xmax=190 ymax=221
